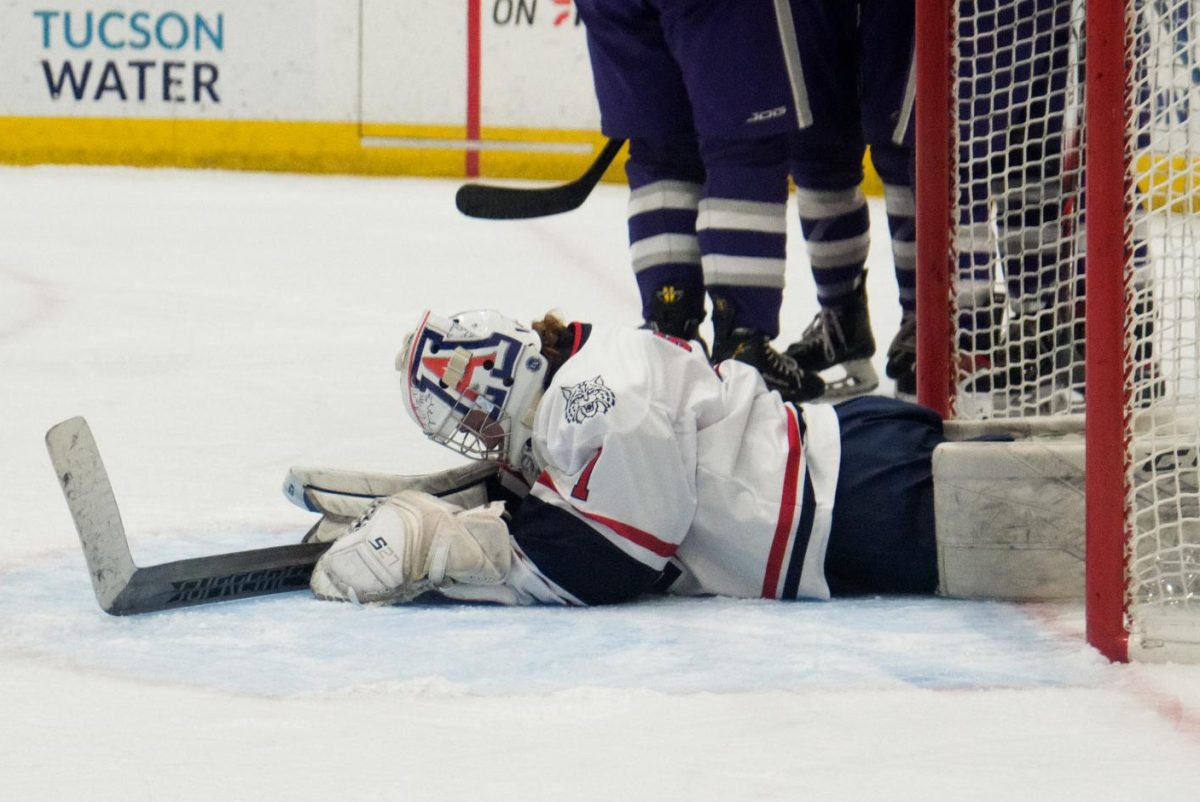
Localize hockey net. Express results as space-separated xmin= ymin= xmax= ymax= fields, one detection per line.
xmin=916 ymin=0 xmax=1200 ymax=661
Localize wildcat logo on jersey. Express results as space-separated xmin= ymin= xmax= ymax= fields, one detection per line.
xmin=561 ymin=376 xmax=616 ymax=424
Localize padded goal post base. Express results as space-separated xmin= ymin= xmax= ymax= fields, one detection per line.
xmin=1128 ymin=607 xmax=1200 ymax=663
xmin=934 ymin=435 xmax=1085 ymax=602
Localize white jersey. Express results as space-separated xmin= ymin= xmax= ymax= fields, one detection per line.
xmin=500 ymin=323 xmax=843 ymax=605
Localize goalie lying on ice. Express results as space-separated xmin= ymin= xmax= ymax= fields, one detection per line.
xmin=301 ymin=308 xmax=1086 ymax=607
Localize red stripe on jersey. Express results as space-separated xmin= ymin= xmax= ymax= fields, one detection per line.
xmin=569 ymin=322 xmax=585 ymax=356
xmin=538 ymin=472 xmax=677 ymax=558
xmin=570 ymin=448 xmax=603 ymax=501
xmin=651 ymin=330 xmax=693 ymax=352
xmin=761 ymin=405 xmax=803 ymax=597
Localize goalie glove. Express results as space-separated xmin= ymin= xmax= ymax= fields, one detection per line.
xmin=309 ymin=490 xmax=512 ymax=604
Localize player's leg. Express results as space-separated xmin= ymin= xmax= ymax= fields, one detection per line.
xmin=948 ymin=0 xmax=1027 ymax=404
xmin=876 ymin=158 xmax=917 ymax=397
xmin=1066 ymin=8 xmax=1161 ymax=407
xmin=859 ymin=0 xmax=920 ymax=397
xmin=987 ymin=0 xmax=1080 ymax=405
xmin=785 ymin=142 xmax=878 ymax=397
xmin=993 ymin=0 xmax=1070 ymax=311
xmin=953 ymin=186 xmax=1007 ymax=396
xmin=698 ymin=134 xmax=823 ymax=401
xmin=625 ymin=136 xmax=708 ymax=341
xmin=575 ymin=0 xmax=706 ymax=340
xmin=659 ymin=0 xmax=824 ymax=401
xmin=782 ymin=0 xmax=878 ymax=397
xmin=952 ymin=0 xmax=1051 ymax=406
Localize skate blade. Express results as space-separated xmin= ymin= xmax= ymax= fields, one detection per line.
xmin=958 ymin=381 xmax=1085 ymax=419
xmin=819 ymin=359 xmax=880 ymax=400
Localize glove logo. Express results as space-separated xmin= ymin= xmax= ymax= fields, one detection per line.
xmin=561 ymin=375 xmax=616 ymax=424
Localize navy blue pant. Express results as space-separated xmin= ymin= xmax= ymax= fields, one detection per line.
xmin=575 ymin=0 xmax=802 ymax=141
xmin=788 ymin=0 xmax=916 ymax=190
xmin=576 ymin=0 xmax=807 ymax=336
xmin=824 ymin=396 xmax=943 ymax=595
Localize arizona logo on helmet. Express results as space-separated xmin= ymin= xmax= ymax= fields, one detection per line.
xmin=399 ymin=309 xmax=548 ymax=466
xmin=407 ymin=316 xmax=522 ymax=416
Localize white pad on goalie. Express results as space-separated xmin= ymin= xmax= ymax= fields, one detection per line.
xmin=934 ymin=438 xmax=1085 ymax=601
xmin=284 ymin=462 xmax=507 ymax=544
xmin=309 ymin=490 xmax=512 ymax=604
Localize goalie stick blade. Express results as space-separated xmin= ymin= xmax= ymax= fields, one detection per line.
xmin=46 ymin=416 xmax=137 ymax=612
xmin=454 ymin=137 xmax=625 ymax=219
xmin=100 ymin=541 xmax=331 ymax=615
xmin=46 ymin=416 xmax=330 ymax=615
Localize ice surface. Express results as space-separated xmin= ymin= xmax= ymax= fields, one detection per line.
xmin=2 ymin=166 xmax=1199 ymax=800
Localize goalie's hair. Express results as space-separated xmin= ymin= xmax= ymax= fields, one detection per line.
xmin=531 ymin=313 xmax=569 ymax=375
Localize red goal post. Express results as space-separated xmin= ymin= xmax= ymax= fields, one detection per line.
xmin=916 ymin=0 xmax=1200 ymax=662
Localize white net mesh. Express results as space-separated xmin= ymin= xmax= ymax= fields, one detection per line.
xmin=945 ymin=0 xmax=1200 ymax=658
xmin=950 ymin=0 xmax=1087 ymax=420
xmin=1124 ymin=0 xmax=1200 ymax=657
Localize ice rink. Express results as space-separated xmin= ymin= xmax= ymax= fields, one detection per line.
xmin=2 ymin=165 xmax=1199 ymax=799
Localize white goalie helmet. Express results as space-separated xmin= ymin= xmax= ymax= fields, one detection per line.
xmin=397 ymin=309 xmax=548 ymax=468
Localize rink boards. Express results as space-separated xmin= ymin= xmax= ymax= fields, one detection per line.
xmin=0 ymin=1 xmax=888 ymax=188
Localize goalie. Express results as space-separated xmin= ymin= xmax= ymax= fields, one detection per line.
xmin=306 ymin=309 xmax=963 ymax=607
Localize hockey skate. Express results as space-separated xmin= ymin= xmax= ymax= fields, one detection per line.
xmin=953 ymin=353 xmax=1013 ymax=419
xmin=884 ymin=305 xmax=1018 ymax=411
xmin=785 ymin=277 xmax=878 ymax=399
xmin=1051 ymin=290 xmax=1166 ymax=410
xmin=956 ymin=305 xmax=1083 ymax=418
xmin=952 ymin=297 xmax=1012 ymax=417
xmin=885 ymin=312 xmax=917 ymax=401
xmin=1002 ymin=307 xmax=1086 ymax=415
xmin=642 ymin=284 xmax=707 ymax=353
xmin=711 ymin=297 xmax=824 ymax=402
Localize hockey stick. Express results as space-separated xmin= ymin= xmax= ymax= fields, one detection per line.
xmin=454 ymin=137 xmax=626 ymax=219
xmin=46 ymin=416 xmax=330 ymax=615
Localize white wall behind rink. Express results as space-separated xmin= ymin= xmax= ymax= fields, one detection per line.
xmin=0 ymin=1 xmax=605 ymax=175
